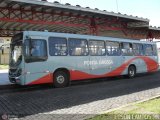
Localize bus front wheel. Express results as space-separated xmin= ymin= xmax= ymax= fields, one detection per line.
xmin=54 ymin=71 xmax=69 ymax=88
xmin=128 ymin=65 xmax=136 ymax=78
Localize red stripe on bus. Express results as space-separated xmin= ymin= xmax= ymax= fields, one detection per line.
xmin=27 ymin=73 xmax=53 ymax=85
xmin=70 ymin=56 xmax=159 ymax=80
xmin=139 ymin=56 xmax=159 ymax=72
xmin=27 ymin=56 xmax=158 ymax=85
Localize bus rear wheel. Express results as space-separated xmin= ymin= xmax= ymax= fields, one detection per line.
xmin=128 ymin=65 xmax=136 ymax=78
xmin=54 ymin=71 xmax=69 ymax=88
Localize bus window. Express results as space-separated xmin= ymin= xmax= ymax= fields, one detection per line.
xmin=137 ymin=44 xmax=144 ymax=56
xmin=106 ymin=41 xmax=120 ymax=56
xmin=133 ymin=44 xmax=137 ymax=55
xmin=152 ymin=44 xmax=157 ymax=56
xmin=68 ymin=38 xmax=88 ymax=56
xmin=133 ymin=43 xmax=144 ymax=56
xmin=49 ymin=37 xmax=67 ymax=56
xmin=89 ymin=40 xmax=106 ymax=56
xmin=31 ymin=40 xmax=47 ymax=57
xmin=121 ymin=42 xmax=133 ymax=56
xmin=144 ymin=44 xmax=153 ymax=56
xmin=24 ymin=39 xmax=47 ymax=63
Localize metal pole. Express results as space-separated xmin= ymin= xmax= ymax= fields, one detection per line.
xmin=116 ymin=0 xmax=119 ymax=13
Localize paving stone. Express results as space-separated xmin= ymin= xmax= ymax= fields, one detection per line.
xmin=0 ymin=72 xmax=160 ymax=120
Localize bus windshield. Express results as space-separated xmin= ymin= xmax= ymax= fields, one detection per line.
xmin=10 ymin=41 xmax=22 ymax=66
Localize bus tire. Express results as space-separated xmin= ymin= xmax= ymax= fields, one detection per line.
xmin=128 ymin=65 xmax=136 ymax=78
xmin=54 ymin=71 xmax=69 ymax=88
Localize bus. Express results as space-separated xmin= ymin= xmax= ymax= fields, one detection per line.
xmin=9 ymin=31 xmax=159 ymax=87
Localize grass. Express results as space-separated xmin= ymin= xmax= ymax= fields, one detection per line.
xmin=0 ymin=64 xmax=9 ymax=69
xmin=88 ymin=97 xmax=160 ymax=120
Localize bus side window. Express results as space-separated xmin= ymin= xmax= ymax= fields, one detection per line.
xmin=106 ymin=41 xmax=120 ymax=56
xmin=31 ymin=40 xmax=47 ymax=57
xmin=144 ymin=44 xmax=153 ymax=56
xmin=133 ymin=43 xmax=144 ymax=56
xmin=138 ymin=44 xmax=144 ymax=56
xmin=89 ymin=40 xmax=106 ymax=56
xmin=133 ymin=43 xmax=137 ymax=55
xmin=49 ymin=37 xmax=68 ymax=56
xmin=68 ymin=38 xmax=88 ymax=56
xmin=152 ymin=44 xmax=157 ymax=56
xmin=121 ymin=42 xmax=133 ymax=56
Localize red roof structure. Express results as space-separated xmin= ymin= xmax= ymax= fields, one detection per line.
xmin=0 ymin=0 xmax=159 ymax=40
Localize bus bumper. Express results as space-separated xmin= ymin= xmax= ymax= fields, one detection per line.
xmin=9 ymin=76 xmax=21 ymax=84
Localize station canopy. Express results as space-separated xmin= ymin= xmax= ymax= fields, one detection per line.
xmin=0 ymin=0 xmax=160 ymax=39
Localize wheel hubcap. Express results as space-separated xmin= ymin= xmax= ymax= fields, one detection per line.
xmin=56 ymin=75 xmax=65 ymax=84
xmin=130 ymin=69 xmax=135 ymax=76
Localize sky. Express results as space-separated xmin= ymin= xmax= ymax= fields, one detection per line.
xmin=48 ymin=0 xmax=160 ymax=27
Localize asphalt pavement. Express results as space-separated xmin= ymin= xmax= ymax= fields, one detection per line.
xmin=0 ymin=72 xmax=160 ymax=120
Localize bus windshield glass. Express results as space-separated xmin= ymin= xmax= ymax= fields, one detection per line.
xmin=10 ymin=41 xmax=22 ymax=65
xmin=10 ymin=33 xmax=23 ymax=66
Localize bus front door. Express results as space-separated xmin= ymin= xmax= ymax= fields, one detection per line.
xmin=24 ymin=61 xmax=51 ymax=85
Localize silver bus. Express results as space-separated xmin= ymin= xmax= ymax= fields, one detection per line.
xmin=9 ymin=31 xmax=159 ymax=87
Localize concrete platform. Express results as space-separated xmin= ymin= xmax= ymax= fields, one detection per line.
xmin=0 ymin=69 xmax=11 ymax=85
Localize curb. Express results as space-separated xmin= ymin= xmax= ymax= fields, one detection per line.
xmin=102 ymin=94 xmax=160 ymax=114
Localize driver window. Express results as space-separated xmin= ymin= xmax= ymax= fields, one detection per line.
xmin=24 ymin=39 xmax=47 ymax=63
xmin=31 ymin=40 xmax=47 ymax=57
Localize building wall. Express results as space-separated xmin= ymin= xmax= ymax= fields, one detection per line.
xmin=0 ymin=53 xmax=9 ymax=64
xmin=0 ymin=37 xmax=11 ymax=64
